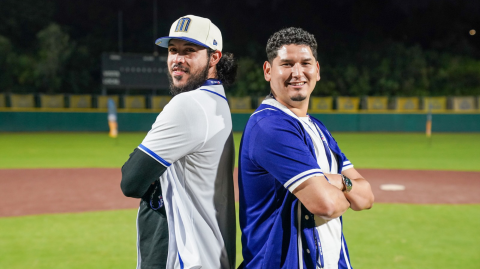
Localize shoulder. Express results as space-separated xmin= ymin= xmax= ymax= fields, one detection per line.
xmin=248 ymin=105 xmax=302 ymax=132
xmin=244 ymin=105 xmax=306 ymax=145
xmin=186 ymin=85 xmax=227 ymax=101
xmin=161 ymin=91 xmax=204 ymax=116
xmin=152 ymin=92 xmax=207 ymax=130
xmin=166 ymin=91 xmax=196 ymax=107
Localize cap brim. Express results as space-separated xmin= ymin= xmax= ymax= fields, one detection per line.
xmin=155 ymin=36 xmax=210 ymax=49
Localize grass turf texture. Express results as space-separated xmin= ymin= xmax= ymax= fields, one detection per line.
xmin=1 ymin=204 xmax=479 ymax=269
xmin=1 ymin=132 xmax=480 ymax=170
xmin=1 ymin=132 xmax=479 ymax=268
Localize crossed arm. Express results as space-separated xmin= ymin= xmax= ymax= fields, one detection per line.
xmin=292 ymin=168 xmax=374 ymax=219
xmin=335 ymin=168 xmax=375 ymax=211
xmin=120 ymin=148 xmax=167 ymax=198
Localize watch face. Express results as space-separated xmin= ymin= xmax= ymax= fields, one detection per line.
xmin=343 ymin=175 xmax=353 ymax=192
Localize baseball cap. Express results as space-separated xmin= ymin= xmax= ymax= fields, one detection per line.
xmin=155 ymin=15 xmax=222 ymax=52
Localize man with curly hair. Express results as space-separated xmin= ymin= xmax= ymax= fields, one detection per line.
xmin=121 ymin=15 xmax=237 ymax=269
xmin=238 ymin=27 xmax=374 ymax=269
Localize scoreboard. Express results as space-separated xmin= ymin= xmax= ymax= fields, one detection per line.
xmin=101 ymin=53 xmax=170 ymax=89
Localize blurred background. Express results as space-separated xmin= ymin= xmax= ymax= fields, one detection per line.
xmin=0 ymin=0 xmax=479 ymax=109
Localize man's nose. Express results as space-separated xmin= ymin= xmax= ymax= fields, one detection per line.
xmin=292 ymin=63 xmax=301 ymax=77
xmin=173 ymin=54 xmax=185 ymax=64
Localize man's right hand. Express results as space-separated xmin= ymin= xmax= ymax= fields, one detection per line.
xmin=324 ymin=174 xmax=344 ymax=191
xmin=292 ymin=175 xmax=350 ymax=219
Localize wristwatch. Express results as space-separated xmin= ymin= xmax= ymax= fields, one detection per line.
xmin=341 ymin=175 xmax=353 ymax=193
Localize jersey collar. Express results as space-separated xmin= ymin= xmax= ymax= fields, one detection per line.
xmin=199 ymin=79 xmax=227 ymax=101
xmin=262 ymin=95 xmax=301 ymax=120
xmin=202 ymin=79 xmax=222 ymax=86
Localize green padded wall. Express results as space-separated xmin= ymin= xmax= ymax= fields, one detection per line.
xmin=0 ymin=111 xmax=479 ymax=132
xmin=0 ymin=112 xmax=156 ymax=132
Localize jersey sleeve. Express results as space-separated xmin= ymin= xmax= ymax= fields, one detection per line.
xmin=139 ymin=93 xmax=207 ymax=167
xmin=340 ymin=152 xmax=354 ymax=172
xmin=249 ymin=117 xmax=323 ymax=193
xmin=120 ymin=148 xmax=167 ymax=198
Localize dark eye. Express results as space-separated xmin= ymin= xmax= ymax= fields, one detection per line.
xmin=168 ymin=48 xmax=177 ymax=53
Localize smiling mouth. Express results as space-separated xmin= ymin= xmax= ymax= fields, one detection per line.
xmin=172 ymin=66 xmax=188 ymax=76
xmin=289 ymin=82 xmax=306 ymax=87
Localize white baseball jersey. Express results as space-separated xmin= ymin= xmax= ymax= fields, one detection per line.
xmin=298 ymin=116 xmax=351 ymax=269
xmin=139 ymin=81 xmax=236 ymax=269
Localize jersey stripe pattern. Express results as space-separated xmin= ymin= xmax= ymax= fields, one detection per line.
xmin=239 ymin=96 xmax=354 ymax=269
xmin=140 ymin=81 xmax=236 ymax=269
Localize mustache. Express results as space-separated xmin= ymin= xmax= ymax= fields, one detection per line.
xmin=171 ymin=64 xmax=189 ymax=73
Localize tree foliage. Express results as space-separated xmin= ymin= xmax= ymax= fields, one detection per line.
xmin=314 ymin=44 xmax=480 ymax=97
xmin=35 ymin=24 xmax=73 ymax=93
xmin=0 ymin=0 xmax=479 ymax=97
xmin=229 ymin=58 xmax=269 ymax=97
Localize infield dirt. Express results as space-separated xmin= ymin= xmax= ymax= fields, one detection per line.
xmin=0 ymin=168 xmax=478 ymax=217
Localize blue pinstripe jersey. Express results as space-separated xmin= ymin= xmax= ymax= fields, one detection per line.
xmin=238 ymin=102 xmax=353 ymax=269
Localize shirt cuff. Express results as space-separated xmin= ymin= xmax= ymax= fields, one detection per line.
xmin=138 ymin=144 xmax=171 ymax=167
xmin=284 ymin=169 xmax=324 ymax=192
xmin=341 ymin=161 xmax=354 ymax=172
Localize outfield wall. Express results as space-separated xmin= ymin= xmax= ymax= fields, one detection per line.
xmin=0 ymin=111 xmax=479 ymax=132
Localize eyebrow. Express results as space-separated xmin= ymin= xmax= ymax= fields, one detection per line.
xmin=279 ymin=57 xmax=314 ymax=62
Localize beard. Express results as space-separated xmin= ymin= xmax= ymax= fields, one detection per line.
xmin=167 ymin=63 xmax=210 ymax=96
xmin=290 ymin=94 xmax=307 ymax=102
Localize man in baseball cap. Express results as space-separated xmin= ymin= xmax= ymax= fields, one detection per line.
xmin=155 ymin=15 xmax=223 ymax=52
xmin=121 ymin=15 xmax=237 ymax=269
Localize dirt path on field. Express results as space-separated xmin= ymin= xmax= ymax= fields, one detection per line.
xmin=0 ymin=168 xmax=479 ymax=217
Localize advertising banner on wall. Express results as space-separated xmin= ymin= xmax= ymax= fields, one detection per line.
xmin=452 ymin=96 xmax=476 ymax=112
xmin=336 ymin=97 xmax=360 ymax=112
xmin=366 ymin=96 xmax=388 ymax=111
xmin=424 ymin=97 xmax=447 ymax=112
xmin=310 ymin=97 xmax=333 ymax=112
xmin=69 ymin=95 xmax=92 ymax=109
xmin=40 ymin=95 xmax=64 ymax=109
xmin=10 ymin=94 xmax=35 ymax=108
xmin=396 ymin=97 xmax=420 ymax=112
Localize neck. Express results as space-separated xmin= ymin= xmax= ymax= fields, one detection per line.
xmin=271 ymin=93 xmax=310 ymax=117
xmin=207 ymin=66 xmax=218 ymax=80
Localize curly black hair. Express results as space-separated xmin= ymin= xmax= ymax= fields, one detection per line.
xmin=266 ymin=27 xmax=318 ymax=63
xmin=207 ymin=49 xmax=238 ymax=86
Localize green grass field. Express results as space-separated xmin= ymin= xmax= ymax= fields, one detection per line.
xmin=1 ymin=132 xmax=479 ymax=170
xmin=1 ymin=132 xmax=479 ymax=268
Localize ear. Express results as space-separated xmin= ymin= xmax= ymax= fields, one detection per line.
xmin=210 ymin=50 xmax=222 ymax=67
xmin=263 ymin=61 xmax=272 ymax=82
xmin=316 ymin=61 xmax=321 ymax=81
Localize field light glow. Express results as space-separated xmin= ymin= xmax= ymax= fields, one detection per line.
xmin=469 ymin=29 xmax=476 ymax=35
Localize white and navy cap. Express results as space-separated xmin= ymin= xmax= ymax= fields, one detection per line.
xmin=155 ymin=15 xmax=222 ymax=52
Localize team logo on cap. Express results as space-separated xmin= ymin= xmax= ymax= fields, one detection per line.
xmin=175 ymin=17 xmax=191 ymax=32
xmin=213 ymin=39 xmax=217 ymax=46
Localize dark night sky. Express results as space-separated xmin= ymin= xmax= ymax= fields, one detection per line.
xmin=0 ymin=0 xmax=479 ymax=94
xmin=8 ymin=0 xmax=474 ymax=60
